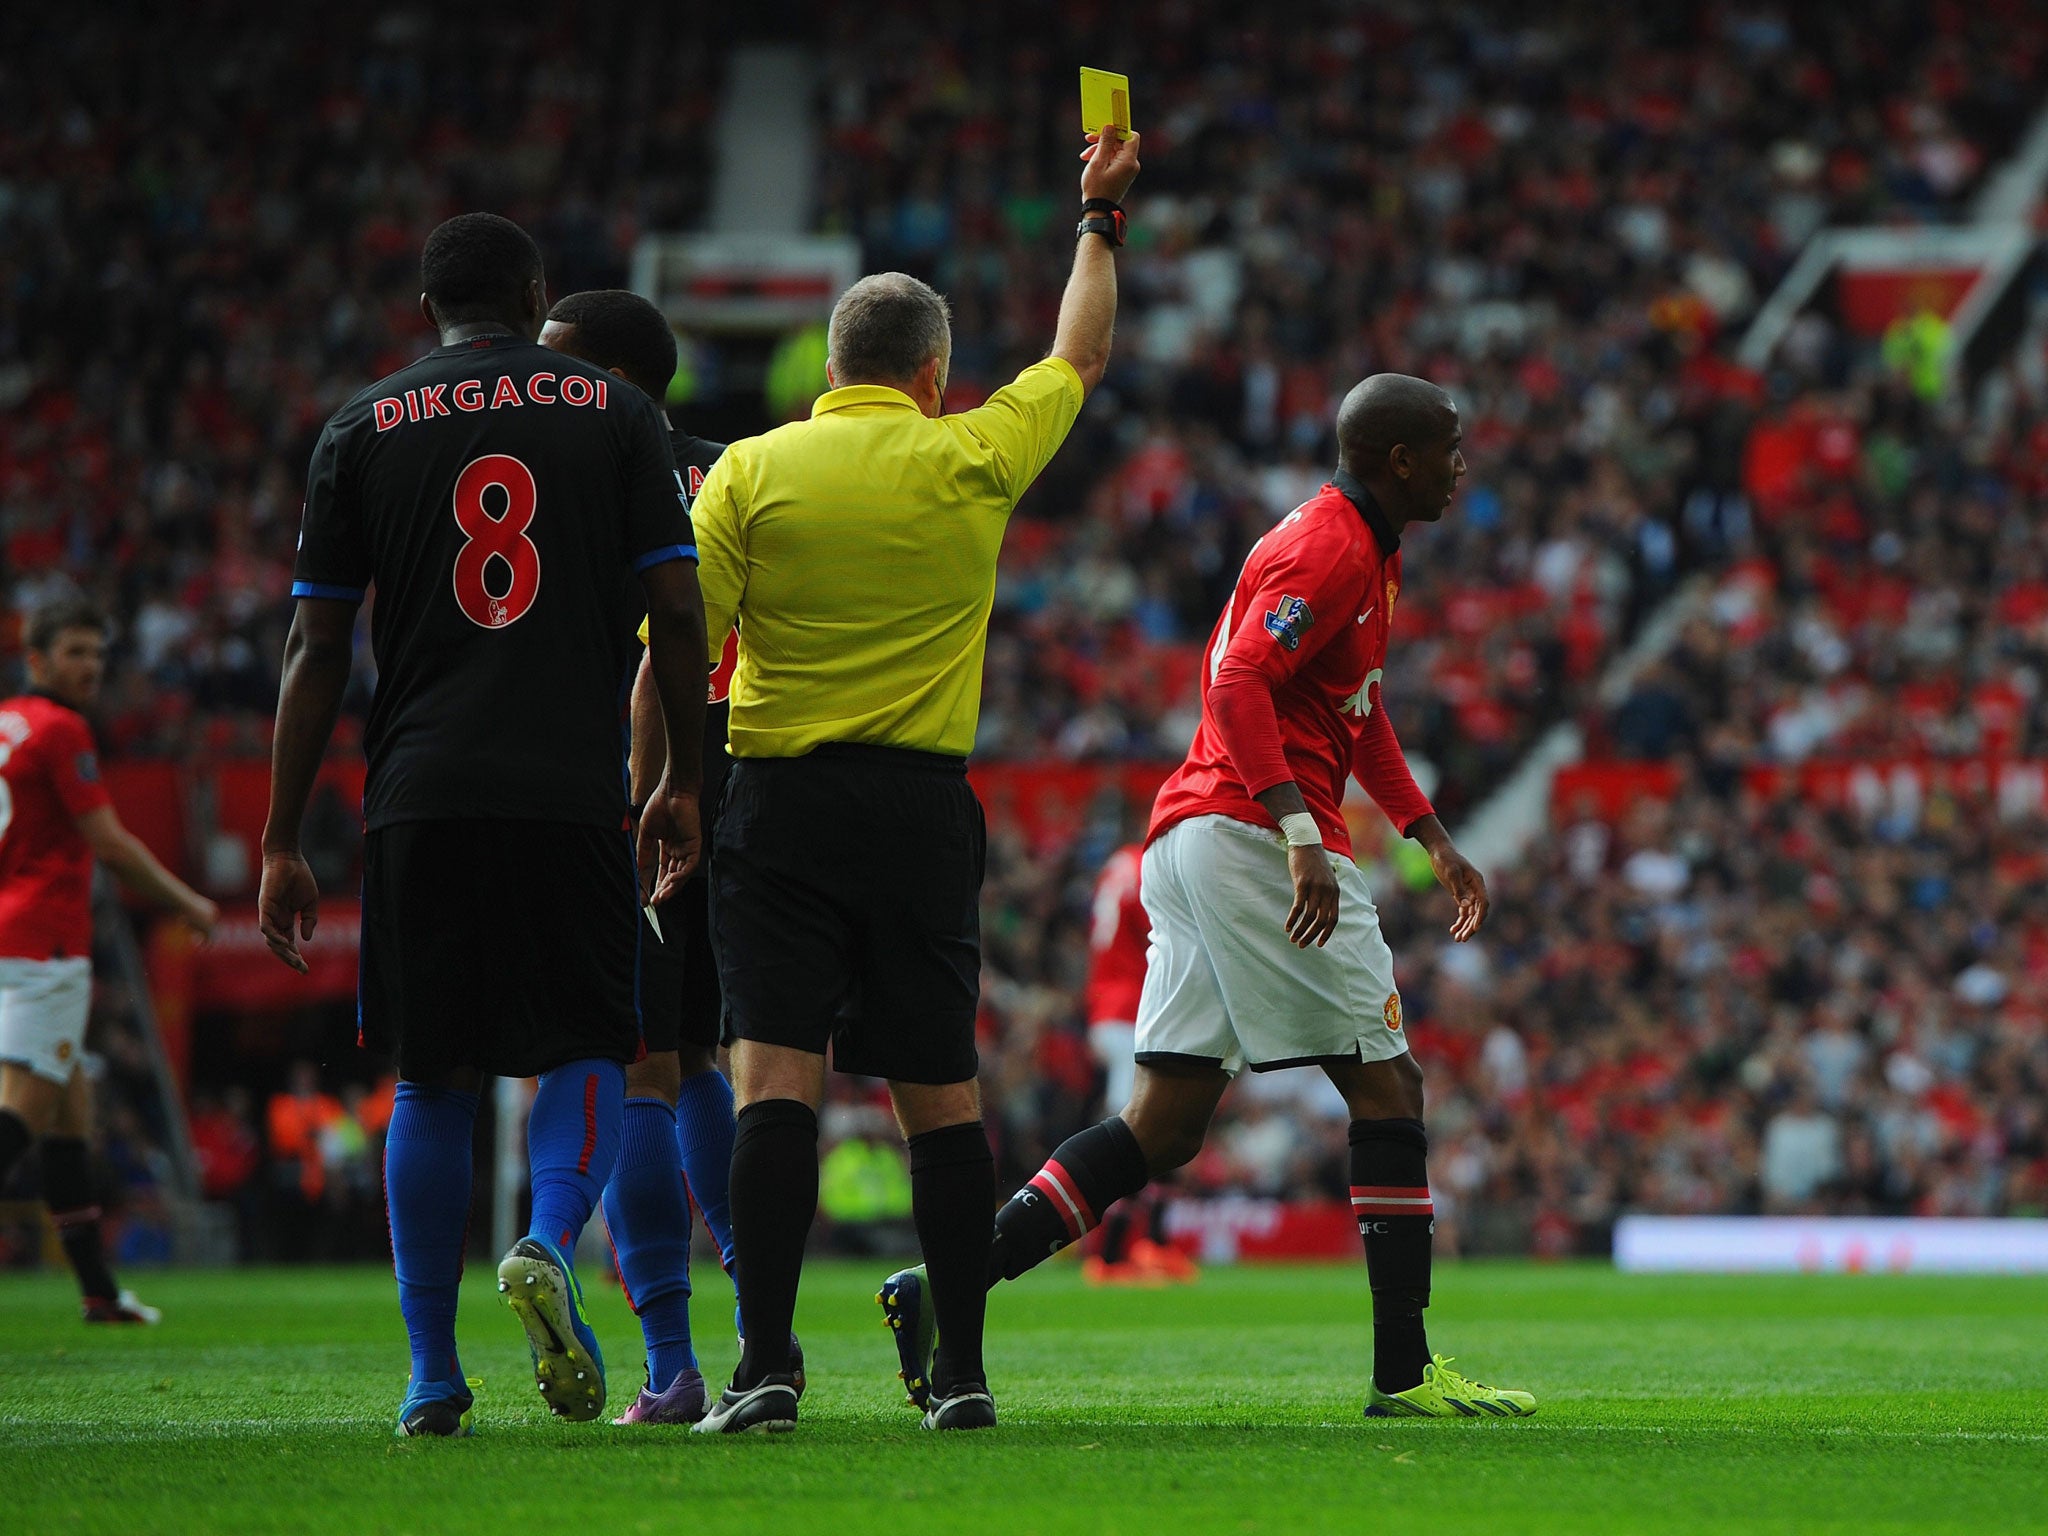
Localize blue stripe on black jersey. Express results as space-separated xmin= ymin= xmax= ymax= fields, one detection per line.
xmin=292 ymin=580 xmax=366 ymax=601
xmin=632 ymin=544 xmax=698 ymax=572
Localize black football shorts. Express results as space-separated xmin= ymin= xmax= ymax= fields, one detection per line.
xmin=360 ymin=818 xmax=641 ymax=1080
xmin=710 ymin=745 xmax=983 ymax=1085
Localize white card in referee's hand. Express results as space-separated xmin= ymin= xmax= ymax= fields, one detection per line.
xmin=644 ymin=904 xmax=664 ymax=943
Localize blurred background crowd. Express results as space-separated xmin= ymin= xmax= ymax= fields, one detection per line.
xmin=3 ymin=1 xmax=2046 ymax=1268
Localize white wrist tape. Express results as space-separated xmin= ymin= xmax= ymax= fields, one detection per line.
xmin=1279 ymin=812 xmax=1323 ymax=848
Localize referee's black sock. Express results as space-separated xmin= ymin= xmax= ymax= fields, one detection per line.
xmin=907 ymin=1121 xmax=994 ymax=1396
xmin=988 ymin=1115 xmax=1150 ymax=1286
xmin=0 ymin=1108 xmax=32 ymax=1188
xmin=728 ymin=1098 xmax=817 ymax=1392
xmin=1349 ymin=1117 xmax=1433 ymax=1393
xmin=42 ymin=1136 xmax=120 ymax=1303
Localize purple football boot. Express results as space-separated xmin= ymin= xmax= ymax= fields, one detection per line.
xmin=612 ymin=1366 xmax=708 ymax=1425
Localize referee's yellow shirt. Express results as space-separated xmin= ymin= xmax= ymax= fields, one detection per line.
xmin=683 ymin=356 xmax=1085 ymax=760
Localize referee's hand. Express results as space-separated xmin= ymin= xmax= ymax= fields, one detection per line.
xmin=258 ymin=850 xmax=320 ymax=974
xmin=639 ymin=781 xmax=702 ymax=904
xmin=1079 ymin=123 xmax=1142 ymax=203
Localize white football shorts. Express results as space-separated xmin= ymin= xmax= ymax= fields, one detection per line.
xmin=0 ymin=956 xmax=94 ymax=1084
xmin=1134 ymin=814 xmax=1409 ymax=1076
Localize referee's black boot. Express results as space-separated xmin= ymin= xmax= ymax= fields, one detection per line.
xmin=921 ymin=1383 xmax=997 ymax=1431
xmin=693 ymin=1374 xmax=800 ymax=1435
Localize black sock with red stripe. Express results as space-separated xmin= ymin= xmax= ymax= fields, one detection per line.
xmin=989 ymin=1116 xmax=1149 ymax=1286
xmin=1350 ymin=1117 xmax=1433 ymax=1392
xmin=43 ymin=1136 xmax=119 ymax=1302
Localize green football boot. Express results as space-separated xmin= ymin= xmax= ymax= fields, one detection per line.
xmin=1365 ymin=1354 xmax=1536 ymax=1418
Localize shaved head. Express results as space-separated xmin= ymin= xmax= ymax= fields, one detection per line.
xmin=1336 ymin=374 xmax=1457 ymax=475
xmin=1334 ymin=373 xmax=1465 ymax=527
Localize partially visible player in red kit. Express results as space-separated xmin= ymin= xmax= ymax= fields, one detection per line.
xmin=880 ymin=375 xmax=1535 ymax=1420
xmin=1080 ymin=841 xmax=1192 ymax=1284
xmin=1084 ymin=842 xmax=1147 ymax=1115
xmin=0 ymin=596 xmax=218 ymax=1323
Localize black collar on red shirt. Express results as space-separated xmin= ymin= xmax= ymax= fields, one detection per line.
xmin=1332 ymin=468 xmax=1399 ymax=556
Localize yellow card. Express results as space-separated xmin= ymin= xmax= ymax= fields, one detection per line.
xmin=1079 ymin=67 xmax=1133 ymax=140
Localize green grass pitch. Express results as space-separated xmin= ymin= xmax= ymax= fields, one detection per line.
xmin=3 ymin=1259 xmax=2043 ymax=1534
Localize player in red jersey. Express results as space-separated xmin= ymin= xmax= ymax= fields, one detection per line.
xmin=1078 ymin=842 xmax=1191 ymax=1284
xmin=881 ymin=376 xmax=1535 ymax=1419
xmin=1084 ymin=842 xmax=1147 ymax=1114
xmin=0 ymin=597 xmax=218 ymax=1322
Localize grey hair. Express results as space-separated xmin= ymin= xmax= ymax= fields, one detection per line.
xmin=827 ymin=272 xmax=952 ymax=388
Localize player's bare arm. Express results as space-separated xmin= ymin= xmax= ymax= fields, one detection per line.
xmin=258 ymin=596 xmax=357 ymax=973
xmin=1407 ymin=813 xmax=1488 ymax=942
xmin=626 ymin=647 xmax=666 ymax=896
xmin=1253 ymin=781 xmax=1340 ymax=950
xmin=74 ymin=807 xmax=217 ymax=937
xmin=639 ymin=557 xmax=709 ymax=902
xmin=1049 ymin=125 xmax=1142 ymax=396
xmin=627 ymin=647 xmax=664 ymax=808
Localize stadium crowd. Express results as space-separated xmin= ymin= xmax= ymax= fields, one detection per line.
xmin=3 ymin=2 xmax=2046 ymax=1259
xmin=1605 ymin=376 xmax=2048 ymax=768
xmin=1383 ymin=774 xmax=2048 ymax=1252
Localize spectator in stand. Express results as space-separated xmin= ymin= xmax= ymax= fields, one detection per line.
xmin=98 ymin=1099 xmax=172 ymax=1264
xmin=264 ymin=1061 xmax=341 ymax=1262
xmin=817 ymin=1095 xmax=916 ymax=1256
xmin=1761 ymin=1081 xmax=1843 ymax=1210
xmin=189 ymin=1087 xmax=261 ymax=1257
xmin=1612 ymin=663 xmax=1699 ymax=761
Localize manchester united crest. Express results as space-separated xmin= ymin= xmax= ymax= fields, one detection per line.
xmin=1383 ymin=993 xmax=1403 ymax=1032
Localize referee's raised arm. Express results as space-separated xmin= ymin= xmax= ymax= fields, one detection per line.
xmin=1053 ymin=126 xmax=1142 ymax=395
xmin=695 ymin=125 xmax=1142 ymax=1437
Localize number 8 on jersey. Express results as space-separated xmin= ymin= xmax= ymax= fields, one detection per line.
xmin=451 ymin=453 xmax=540 ymax=629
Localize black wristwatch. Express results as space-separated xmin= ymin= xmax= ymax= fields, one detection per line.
xmin=1077 ymin=197 xmax=1126 ymax=247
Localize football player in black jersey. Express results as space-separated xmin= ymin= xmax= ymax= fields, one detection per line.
xmin=259 ymin=215 xmax=709 ymax=1437
xmin=539 ymin=288 xmax=793 ymax=1423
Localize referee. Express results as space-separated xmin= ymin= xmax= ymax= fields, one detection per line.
xmin=692 ymin=123 xmax=1143 ymax=1435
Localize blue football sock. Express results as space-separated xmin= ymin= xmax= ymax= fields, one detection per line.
xmin=527 ymin=1058 xmax=625 ymax=1257
xmin=675 ymin=1067 xmax=737 ymax=1276
xmin=385 ymin=1084 xmax=479 ymax=1389
xmin=600 ymin=1096 xmax=696 ymax=1391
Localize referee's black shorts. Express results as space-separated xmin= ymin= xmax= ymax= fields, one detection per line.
xmin=360 ymin=818 xmax=642 ymax=1081
xmin=711 ymin=744 xmax=984 ymax=1084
